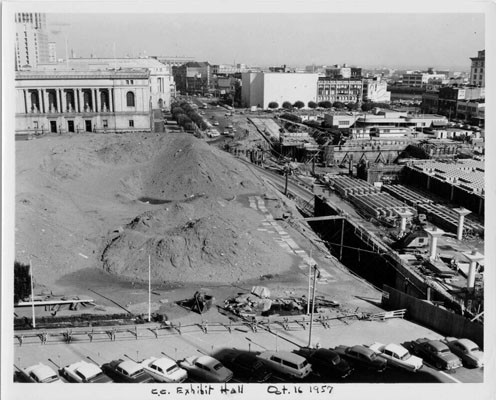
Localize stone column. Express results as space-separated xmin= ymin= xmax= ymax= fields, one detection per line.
xmin=78 ymin=89 xmax=84 ymax=112
xmin=26 ymin=89 xmax=32 ymax=113
xmin=37 ymin=89 xmax=42 ymax=113
xmin=60 ymin=89 xmax=67 ymax=112
xmin=56 ymin=89 xmax=62 ymax=112
xmin=43 ymin=89 xmax=49 ymax=113
xmin=109 ymin=88 xmax=114 ymax=112
xmin=92 ymin=89 xmax=96 ymax=112
xmin=23 ymin=90 xmax=28 ymax=113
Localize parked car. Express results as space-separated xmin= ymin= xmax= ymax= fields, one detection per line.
xmin=366 ymin=343 xmax=423 ymax=372
xmin=61 ymin=361 xmax=112 ymax=383
xmin=213 ymin=121 xmax=219 ymax=126
xmin=221 ymin=352 xmax=272 ymax=383
xmin=21 ymin=363 xmax=61 ymax=383
xmin=293 ymin=347 xmax=352 ymax=378
xmin=178 ymin=355 xmax=232 ymax=383
xmin=333 ymin=345 xmax=387 ymax=372
xmin=101 ymin=359 xmax=154 ymax=383
xmin=140 ymin=356 xmax=188 ymax=383
xmin=442 ymin=337 xmax=484 ymax=368
xmin=409 ymin=338 xmax=463 ymax=370
xmin=256 ymin=351 xmax=312 ymax=379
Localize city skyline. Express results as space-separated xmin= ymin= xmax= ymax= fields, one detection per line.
xmin=45 ymin=13 xmax=484 ymax=70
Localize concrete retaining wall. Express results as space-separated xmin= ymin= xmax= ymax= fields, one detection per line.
xmin=383 ymin=285 xmax=483 ymax=347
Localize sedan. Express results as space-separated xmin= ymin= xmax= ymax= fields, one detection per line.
xmin=101 ymin=359 xmax=154 ymax=383
xmin=333 ymin=345 xmax=387 ymax=372
xmin=61 ymin=361 xmax=112 ymax=383
xmin=221 ymin=352 xmax=272 ymax=383
xmin=442 ymin=337 xmax=484 ymax=368
xmin=21 ymin=363 xmax=61 ymax=383
xmin=140 ymin=356 xmax=188 ymax=383
xmin=409 ymin=338 xmax=462 ymax=370
xmin=293 ymin=347 xmax=352 ymax=378
xmin=366 ymin=343 xmax=423 ymax=372
xmin=178 ymin=355 xmax=233 ymax=383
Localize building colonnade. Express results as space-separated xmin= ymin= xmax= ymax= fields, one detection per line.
xmin=21 ymin=87 xmax=116 ymax=114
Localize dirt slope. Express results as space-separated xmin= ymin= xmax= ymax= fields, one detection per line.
xmin=15 ymin=132 xmax=296 ymax=290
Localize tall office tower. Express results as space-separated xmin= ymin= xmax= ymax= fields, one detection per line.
xmin=15 ymin=12 xmax=49 ymax=70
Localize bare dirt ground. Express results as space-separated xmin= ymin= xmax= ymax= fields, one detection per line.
xmin=15 ymin=133 xmax=308 ymax=308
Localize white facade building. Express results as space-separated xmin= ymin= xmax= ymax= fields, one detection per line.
xmin=36 ymin=57 xmax=175 ymax=109
xmin=15 ymin=69 xmax=152 ymax=135
xmin=242 ymin=72 xmax=319 ymax=109
xmin=363 ymin=77 xmax=391 ymax=103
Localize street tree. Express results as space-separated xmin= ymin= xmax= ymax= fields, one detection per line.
xmin=282 ymin=101 xmax=293 ymax=110
xmin=268 ymin=101 xmax=279 ymax=109
xmin=293 ymin=100 xmax=305 ymax=109
xmin=308 ymin=101 xmax=318 ymax=109
xmin=318 ymin=101 xmax=333 ymax=109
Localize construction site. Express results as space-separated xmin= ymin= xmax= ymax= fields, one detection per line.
xmin=12 ymin=99 xmax=485 ymax=388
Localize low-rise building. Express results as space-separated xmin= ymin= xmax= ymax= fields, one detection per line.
xmin=362 ymin=77 xmax=391 ymax=103
xmin=172 ymin=61 xmax=212 ymax=95
xmin=456 ymin=99 xmax=485 ymax=125
xmin=437 ymin=86 xmax=485 ymax=119
xmin=401 ymin=71 xmax=447 ymax=87
xmin=325 ymin=64 xmax=362 ymax=79
xmin=317 ymin=77 xmax=363 ymax=104
xmin=241 ymin=72 xmax=318 ymax=109
xmin=15 ymin=68 xmax=152 ymax=135
xmin=324 ymin=112 xmax=360 ymax=128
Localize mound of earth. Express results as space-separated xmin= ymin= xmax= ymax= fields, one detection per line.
xmin=101 ymin=196 xmax=296 ymax=283
xmin=16 ymin=131 xmax=298 ymax=289
xmin=141 ymin=133 xmax=262 ymax=200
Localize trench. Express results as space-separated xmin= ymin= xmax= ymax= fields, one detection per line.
xmin=309 ymin=217 xmax=397 ymax=290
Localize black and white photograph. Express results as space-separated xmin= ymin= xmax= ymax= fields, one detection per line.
xmin=2 ymin=1 xmax=495 ymax=399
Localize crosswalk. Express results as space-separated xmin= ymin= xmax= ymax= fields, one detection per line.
xmin=249 ymin=195 xmax=335 ymax=284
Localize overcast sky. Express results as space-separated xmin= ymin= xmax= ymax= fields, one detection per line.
xmin=46 ymin=13 xmax=484 ymax=70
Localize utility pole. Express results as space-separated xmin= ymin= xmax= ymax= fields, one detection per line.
xmin=339 ymin=219 xmax=345 ymax=261
xmin=284 ymin=164 xmax=289 ymax=196
xmin=307 ymin=265 xmax=318 ymax=347
xmin=29 ymin=259 xmax=36 ymax=328
xmin=148 ymin=255 xmax=151 ymax=322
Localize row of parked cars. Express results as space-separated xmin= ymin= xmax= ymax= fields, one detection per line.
xmin=14 ymin=336 xmax=483 ymax=384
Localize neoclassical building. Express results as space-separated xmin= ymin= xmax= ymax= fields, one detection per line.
xmin=15 ymin=68 xmax=152 ymax=134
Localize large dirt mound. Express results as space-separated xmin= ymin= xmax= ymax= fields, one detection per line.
xmin=101 ymin=197 xmax=296 ymax=283
xmin=142 ymin=133 xmax=262 ymax=200
xmin=16 ymin=131 xmax=297 ymax=289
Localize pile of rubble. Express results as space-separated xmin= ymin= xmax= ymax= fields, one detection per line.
xmin=223 ymin=286 xmax=340 ymax=319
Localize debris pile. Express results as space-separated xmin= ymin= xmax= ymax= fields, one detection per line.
xmin=223 ymin=287 xmax=340 ymax=318
xmin=176 ymin=291 xmax=215 ymax=314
